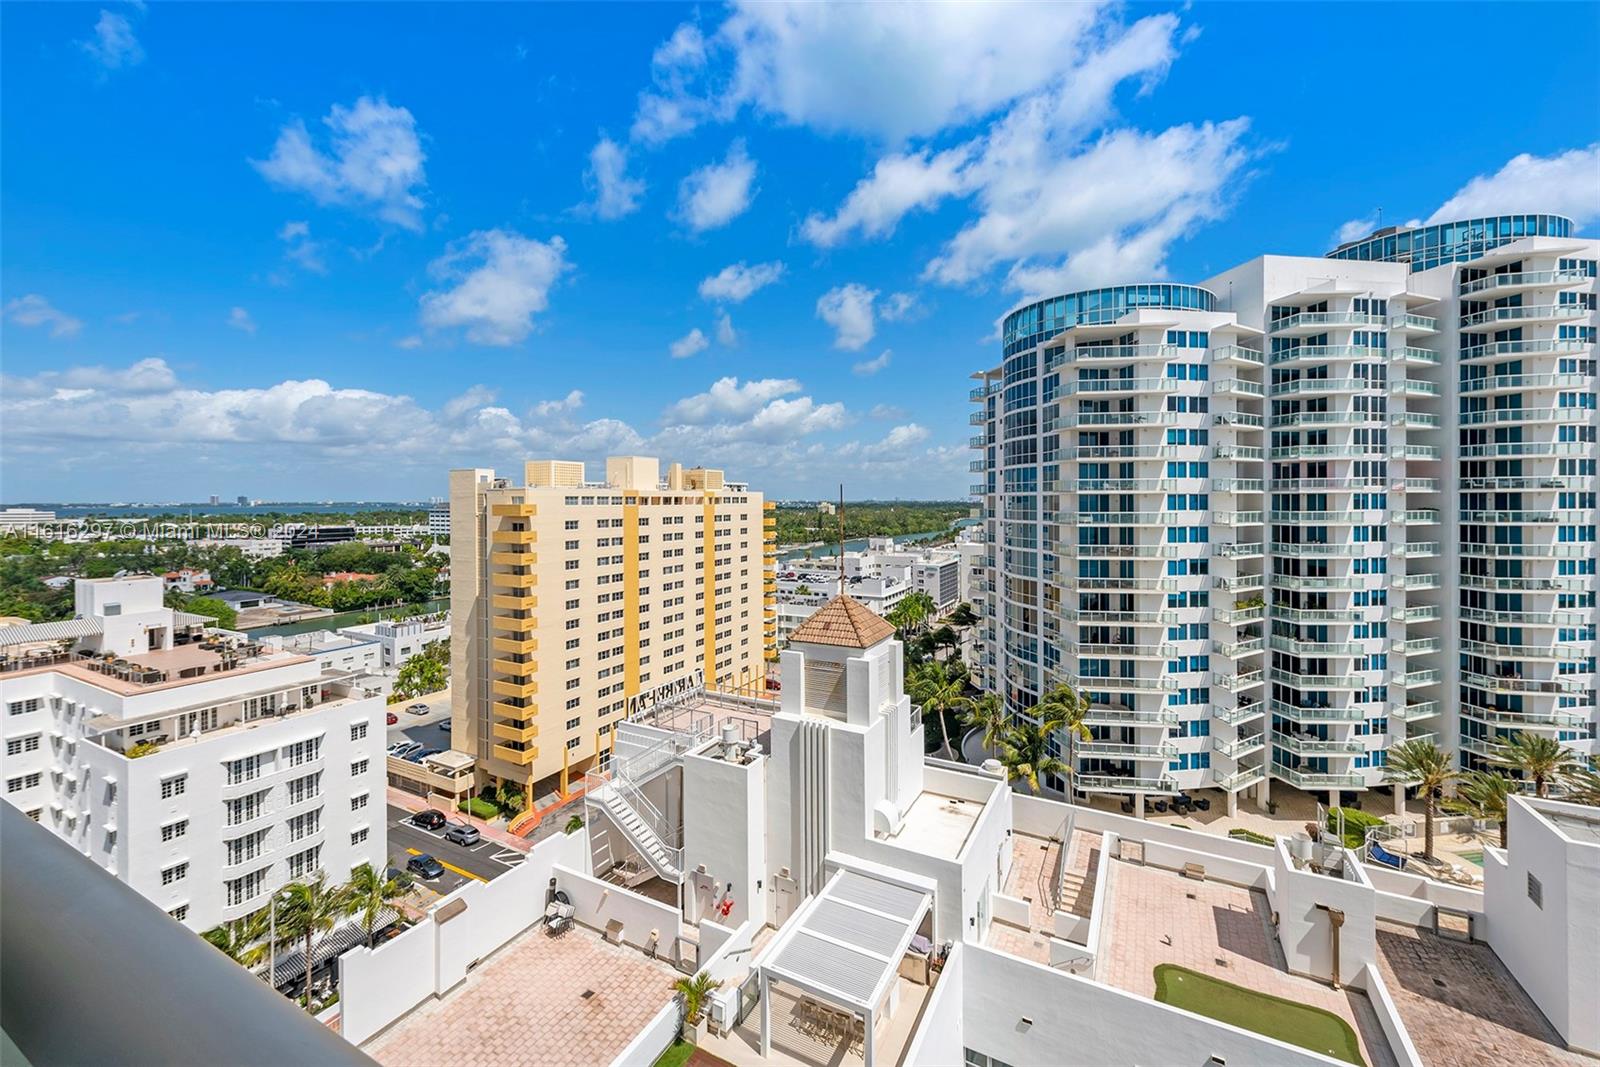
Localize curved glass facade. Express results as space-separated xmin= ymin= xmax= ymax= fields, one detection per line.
xmin=1001 ymin=283 xmax=1216 ymax=357
xmin=1327 ymin=214 xmax=1573 ymax=273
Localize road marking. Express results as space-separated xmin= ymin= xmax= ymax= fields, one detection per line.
xmin=489 ymin=848 xmax=526 ymax=866
xmin=404 ymin=847 xmax=487 ymax=884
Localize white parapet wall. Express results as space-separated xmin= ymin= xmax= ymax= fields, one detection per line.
xmin=952 ymin=943 xmax=1352 ymax=1067
xmin=1271 ymin=838 xmax=1377 ymax=989
xmin=550 ymin=863 xmax=686 ymax=957
xmin=339 ymin=828 xmax=590 ymax=1047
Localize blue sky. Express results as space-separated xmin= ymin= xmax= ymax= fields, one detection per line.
xmin=3 ymin=2 xmax=1597 ymax=503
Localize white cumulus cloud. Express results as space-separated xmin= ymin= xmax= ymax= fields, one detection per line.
xmin=715 ymin=311 xmax=737 ymax=347
xmin=253 ymin=95 xmax=428 ymax=231
xmin=663 ymin=377 xmax=802 ymax=423
xmin=3 ymin=294 xmax=84 ymax=339
xmin=816 ymin=284 xmax=878 ymax=351
xmin=420 ymin=230 xmax=571 ymax=346
xmin=677 ymin=141 xmax=757 ymax=232
xmin=1 ymin=359 xmax=965 ymax=499
xmin=853 ymin=350 xmax=891 ymax=376
xmin=670 ymin=328 xmax=710 ymax=359
xmin=698 ymin=260 xmax=785 ymax=303
xmin=881 ymin=423 xmax=929 ymax=449
xmin=227 ymin=307 xmax=256 ymax=333
xmin=583 ymin=135 xmax=646 ymax=220
xmin=80 ymin=10 xmax=143 ymax=71
xmin=801 ymin=146 xmax=973 ymax=246
xmin=1429 ymin=144 xmax=1600 ymax=226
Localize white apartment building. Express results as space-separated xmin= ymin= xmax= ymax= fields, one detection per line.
xmin=428 ymin=502 xmax=450 ymax=539
xmin=0 ymin=506 xmax=56 ymax=531
xmin=338 ymin=615 xmax=449 ymax=670
xmin=774 ymin=562 xmax=906 ymax=645
xmin=0 ymin=576 xmax=388 ymax=932
xmin=338 ymin=593 xmax=1600 ymax=1067
xmin=971 ymin=214 xmax=1596 ymax=814
xmin=263 ymin=630 xmax=386 ymax=679
xmin=194 ymin=536 xmax=285 ymax=559
xmin=850 ymin=537 xmax=964 ymax=611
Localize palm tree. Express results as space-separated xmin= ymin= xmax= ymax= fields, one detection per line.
xmin=888 ymin=592 xmax=937 ymax=637
xmin=929 ymin=625 xmax=960 ymax=662
xmin=494 ymin=781 xmax=526 ymax=816
xmin=1382 ymin=739 xmax=1458 ymax=861
xmin=346 ymin=862 xmax=407 ymax=949
xmin=277 ymin=874 xmax=353 ymax=1013
xmin=1559 ymin=765 xmax=1600 ymax=807
xmin=949 ymin=602 xmax=979 ymax=629
xmin=202 ymin=907 xmax=271 ymax=970
xmin=909 ymin=660 xmax=968 ymax=760
xmin=672 ymin=970 xmax=723 ymax=1037
xmin=885 ymin=599 xmax=919 ymax=637
xmin=962 ymin=691 xmax=1008 ymax=754
xmin=999 ymin=712 xmax=1070 ymax=796
xmin=1489 ymin=733 xmax=1578 ymax=798
xmin=1458 ymin=770 xmax=1516 ymax=849
xmin=1035 ymin=683 xmax=1092 ymax=804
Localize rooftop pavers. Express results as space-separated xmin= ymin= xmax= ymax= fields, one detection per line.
xmin=1373 ymin=920 xmax=1587 ymax=1067
xmin=366 ymin=924 xmax=678 ymax=1067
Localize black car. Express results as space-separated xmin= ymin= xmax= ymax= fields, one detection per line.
xmin=406 ymin=854 xmax=445 ymax=880
xmin=412 ymin=809 xmax=447 ymax=831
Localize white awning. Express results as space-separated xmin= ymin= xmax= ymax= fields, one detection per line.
xmin=761 ymin=869 xmax=931 ymax=1014
xmin=0 ymin=618 xmax=102 ymax=648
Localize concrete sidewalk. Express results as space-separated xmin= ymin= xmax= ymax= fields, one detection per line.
xmin=385 ymin=786 xmax=530 ymax=853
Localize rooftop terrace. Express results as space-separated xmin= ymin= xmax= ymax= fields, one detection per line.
xmin=365 ymin=922 xmax=679 ymax=1067
xmin=1372 ymin=920 xmax=1588 ymax=1066
xmin=1097 ymin=856 xmax=1398 ymax=1067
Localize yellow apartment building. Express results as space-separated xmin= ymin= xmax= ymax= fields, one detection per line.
xmin=448 ymin=456 xmax=777 ymax=798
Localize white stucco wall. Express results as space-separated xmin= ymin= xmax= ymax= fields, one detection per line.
xmin=958 ymin=942 xmax=1347 ymax=1067
xmin=1484 ymin=798 xmax=1600 ymax=1055
xmin=682 ymin=747 xmax=765 ymax=928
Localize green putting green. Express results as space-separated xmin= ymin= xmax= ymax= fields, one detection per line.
xmin=1153 ymin=964 xmax=1366 ymax=1066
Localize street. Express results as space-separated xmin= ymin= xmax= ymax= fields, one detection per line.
xmin=384 ymin=803 xmax=526 ymax=897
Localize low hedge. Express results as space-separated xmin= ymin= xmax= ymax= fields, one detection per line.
xmin=458 ymin=797 xmax=498 ymax=820
xmin=1228 ymin=827 xmax=1275 ymax=846
xmin=1327 ymin=805 xmax=1385 ymax=849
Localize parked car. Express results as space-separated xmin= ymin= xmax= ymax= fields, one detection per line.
xmin=383 ymin=866 xmax=413 ymax=890
xmin=412 ymin=810 xmax=447 ymax=831
xmin=406 ymin=854 xmax=445 ymax=880
xmin=386 ymin=712 xmax=398 ymax=726
xmin=409 ymin=748 xmax=441 ymax=762
xmin=444 ymin=824 xmax=481 ymax=846
xmin=407 ymin=703 xmax=430 ymax=715
xmin=390 ymin=742 xmax=422 ymax=759
xmin=437 ymin=720 xmax=451 ymax=732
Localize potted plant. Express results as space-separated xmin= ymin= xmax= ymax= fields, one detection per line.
xmin=673 ymin=970 xmax=722 ymax=1044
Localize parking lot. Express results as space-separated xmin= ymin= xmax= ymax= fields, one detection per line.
xmin=385 ymin=804 xmax=526 ymax=897
xmin=386 ymin=690 xmax=453 ymax=755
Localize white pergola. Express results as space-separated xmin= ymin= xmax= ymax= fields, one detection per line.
xmin=758 ymin=869 xmax=933 ymax=1067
